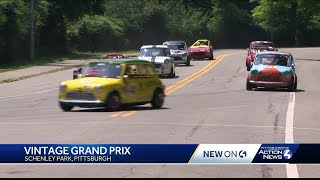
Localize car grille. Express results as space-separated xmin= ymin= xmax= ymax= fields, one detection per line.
xmin=173 ymin=57 xmax=183 ymax=61
xmin=154 ymin=63 xmax=162 ymax=68
xmin=257 ymin=75 xmax=282 ymax=82
xmin=66 ymin=91 xmax=96 ymax=101
xmin=192 ymin=51 xmax=206 ymax=54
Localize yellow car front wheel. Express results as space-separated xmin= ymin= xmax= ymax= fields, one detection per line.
xmin=59 ymin=102 xmax=74 ymax=112
xmin=105 ymin=92 xmax=121 ymax=111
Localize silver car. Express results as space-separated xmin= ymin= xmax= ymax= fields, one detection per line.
xmin=163 ymin=41 xmax=190 ymax=66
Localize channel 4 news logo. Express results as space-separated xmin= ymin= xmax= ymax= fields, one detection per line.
xmin=258 ymin=147 xmax=293 ymax=160
xmin=203 ymin=150 xmax=247 ymax=158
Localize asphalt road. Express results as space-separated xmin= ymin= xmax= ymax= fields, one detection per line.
xmin=0 ymin=48 xmax=319 ymax=178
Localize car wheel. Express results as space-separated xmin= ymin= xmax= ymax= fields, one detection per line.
xmin=294 ymin=75 xmax=298 ymax=90
xmin=210 ymin=53 xmax=214 ymax=60
xmin=246 ymin=65 xmax=251 ymax=71
xmin=151 ymin=89 xmax=164 ymax=109
xmin=105 ymin=92 xmax=121 ymax=111
xmin=59 ymin=102 xmax=73 ymax=112
xmin=246 ymin=79 xmax=254 ymax=91
xmin=288 ymin=75 xmax=297 ymax=92
xmin=168 ymin=66 xmax=175 ymax=78
xmin=186 ymin=57 xmax=191 ymax=66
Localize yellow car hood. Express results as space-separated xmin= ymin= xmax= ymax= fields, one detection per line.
xmin=62 ymin=77 xmax=119 ymax=90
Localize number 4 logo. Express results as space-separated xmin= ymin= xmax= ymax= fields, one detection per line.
xmin=283 ymin=149 xmax=293 ymax=160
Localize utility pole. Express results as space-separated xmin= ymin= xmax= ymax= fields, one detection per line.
xmin=270 ymin=0 xmax=274 ymax=42
xmin=30 ymin=0 xmax=35 ymax=62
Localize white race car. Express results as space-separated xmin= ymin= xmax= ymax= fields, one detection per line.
xmin=138 ymin=45 xmax=176 ymax=78
xmin=163 ymin=41 xmax=190 ymax=66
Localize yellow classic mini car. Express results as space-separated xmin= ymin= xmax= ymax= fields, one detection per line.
xmin=59 ymin=59 xmax=165 ymax=112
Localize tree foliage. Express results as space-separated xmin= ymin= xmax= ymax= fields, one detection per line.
xmin=0 ymin=0 xmax=319 ymax=64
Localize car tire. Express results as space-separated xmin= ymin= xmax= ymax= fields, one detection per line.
xmin=105 ymin=92 xmax=121 ymax=111
xmin=294 ymin=75 xmax=298 ymax=90
xmin=246 ymin=79 xmax=254 ymax=91
xmin=288 ymin=75 xmax=297 ymax=92
xmin=210 ymin=53 xmax=214 ymax=60
xmin=168 ymin=66 xmax=175 ymax=78
xmin=151 ymin=89 xmax=164 ymax=109
xmin=186 ymin=57 xmax=191 ymax=66
xmin=59 ymin=102 xmax=73 ymax=112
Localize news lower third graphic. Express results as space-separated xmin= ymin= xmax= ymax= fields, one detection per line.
xmin=0 ymin=144 xmax=319 ymax=164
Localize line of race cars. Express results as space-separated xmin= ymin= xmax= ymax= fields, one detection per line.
xmin=61 ymin=39 xmax=214 ymax=111
xmin=58 ymin=40 xmax=297 ymax=112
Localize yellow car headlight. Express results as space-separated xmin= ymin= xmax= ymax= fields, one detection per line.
xmin=95 ymin=85 xmax=102 ymax=93
xmin=59 ymin=83 xmax=67 ymax=92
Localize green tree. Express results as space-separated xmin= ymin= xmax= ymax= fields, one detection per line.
xmin=66 ymin=14 xmax=125 ymax=52
xmin=251 ymin=0 xmax=320 ymax=46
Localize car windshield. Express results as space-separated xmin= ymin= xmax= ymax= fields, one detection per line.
xmin=250 ymin=42 xmax=274 ymax=49
xmin=167 ymin=44 xmax=186 ymax=50
xmin=254 ymin=54 xmax=291 ymax=66
xmin=139 ymin=48 xmax=168 ymax=57
xmin=193 ymin=40 xmax=209 ymax=46
xmin=81 ymin=63 xmax=122 ymax=78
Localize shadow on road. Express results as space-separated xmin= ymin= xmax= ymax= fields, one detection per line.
xmin=160 ymin=75 xmax=180 ymax=79
xmin=72 ymin=106 xmax=170 ymax=112
xmin=191 ymin=58 xmax=215 ymax=61
xmin=295 ymin=58 xmax=320 ymax=62
xmin=176 ymin=64 xmax=195 ymax=67
xmin=253 ymin=88 xmax=305 ymax=93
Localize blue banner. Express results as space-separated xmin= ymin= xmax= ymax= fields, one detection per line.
xmin=0 ymin=144 xmax=197 ymax=163
xmin=0 ymin=144 xmax=319 ymax=164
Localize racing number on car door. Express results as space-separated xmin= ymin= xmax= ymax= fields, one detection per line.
xmin=127 ymin=82 xmax=138 ymax=95
xmin=123 ymin=64 xmax=143 ymax=103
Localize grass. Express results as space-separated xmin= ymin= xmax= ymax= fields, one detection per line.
xmin=0 ymin=66 xmax=80 ymax=84
xmin=0 ymin=50 xmax=138 ymax=73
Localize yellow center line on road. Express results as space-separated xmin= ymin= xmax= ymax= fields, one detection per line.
xmin=164 ymin=55 xmax=224 ymax=92
xmin=165 ymin=55 xmax=225 ymax=95
xmin=111 ymin=52 xmax=242 ymax=118
xmin=111 ymin=111 xmax=126 ymax=117
xmin=122 ymin=111 xmax=138 ymax=117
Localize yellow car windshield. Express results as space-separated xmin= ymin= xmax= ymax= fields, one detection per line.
xmin=193 ymin=40 xmax=208 ymax=46
xmin=82 ymin=63 xmax=122 ymax=78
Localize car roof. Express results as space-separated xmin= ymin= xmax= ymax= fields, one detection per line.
xmin=197 ymin=39 xmax=210 ymax=41
xmin=141 ymin=45 xmax=168 ymax=49
xmin=251 ymin=41 xmax=273 ymax=44
xmin=256 ymin=51 xmax=292 ymax=56
xmin=86 ymin=58 xmax=151 ymax=64
xmin=163 ymin=41 xmax=186 ymax=44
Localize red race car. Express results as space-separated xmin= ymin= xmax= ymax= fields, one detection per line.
xmin=188 ymin=39 xmax=214 ymax=60
xmin=101 ymin=53 xmax=125 ymax=59
xmin=246 ymin=41 xmax=277 ymax=71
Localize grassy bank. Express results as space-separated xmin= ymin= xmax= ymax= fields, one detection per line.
xmin=0 ymin=50 xmax=138 ymax=73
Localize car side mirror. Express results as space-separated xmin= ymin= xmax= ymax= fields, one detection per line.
xmin=292 ymin=63 xmax=295 ymax=67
